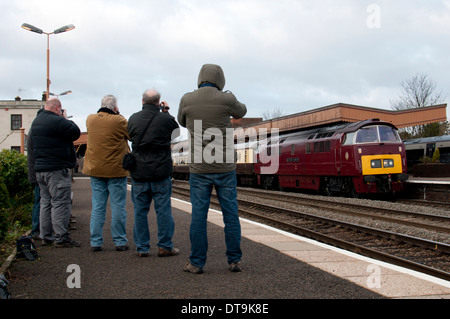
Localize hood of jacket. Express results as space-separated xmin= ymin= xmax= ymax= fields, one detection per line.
xmin=197 ymin=64 xmax=226 ymax=90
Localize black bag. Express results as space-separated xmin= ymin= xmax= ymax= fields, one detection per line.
xmin=122 ymin=113 xmax=157 ymax=171
xmin=122 ymin=152 xmax=136 ymax=170
xmin=0 ymin=274 xmax=11 ymax=299
xmin=16 ymin=235 xmax=37 ymax=261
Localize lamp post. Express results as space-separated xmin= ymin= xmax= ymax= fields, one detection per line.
xmin=21 ymin=23 xmax=75 ymax=101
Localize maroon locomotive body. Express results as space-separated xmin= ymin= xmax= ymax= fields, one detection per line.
xmin=254 ymin=119 xmax=408 ymax=195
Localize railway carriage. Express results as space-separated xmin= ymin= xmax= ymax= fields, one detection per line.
xmin=234 ymin=140 xmax=258 ymax=185
xmin=404 ymin=134 xmax=450 ymax=170
xmin=171 ymin=139 xmax=190 ymax=180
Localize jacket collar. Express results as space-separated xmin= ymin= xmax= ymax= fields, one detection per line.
xmin=142 ymin=104 xmax=160 ymax=111
xmin=199 ymin=82 xmax=219 ymax=89
xmin=97 ymin=107 xmax=116 ymax=114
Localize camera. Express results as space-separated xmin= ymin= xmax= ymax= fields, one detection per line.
xmin=159 ymin=102 xmax=170 ymax=111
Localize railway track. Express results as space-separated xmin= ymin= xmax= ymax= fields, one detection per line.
xmin=171 ymin=180 xmax=450 ymax=282
xmin=236 ymin=188 xmax=450 ymax=235
xmin=395 ymin=199 xmax=450 ymax=211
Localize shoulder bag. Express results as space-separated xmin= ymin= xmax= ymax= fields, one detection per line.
xmin=122 ymin=113 xmax=157 ymax=170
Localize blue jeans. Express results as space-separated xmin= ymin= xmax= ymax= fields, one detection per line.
xmin=31 ymin=184 xmax=40 ymax=236
xmin=188 ymin=171 xmax=242 ymax=268
xmin=90 ymin=177 xmax=128 ymax=247
xmin=131 ymin=177 xmax=175 ymax=253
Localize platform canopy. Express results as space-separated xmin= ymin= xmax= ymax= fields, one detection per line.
xmin=76 ymin=103 xmax=447 ymax=146
xmin=232 ymin=103 xmax=447 ymax=139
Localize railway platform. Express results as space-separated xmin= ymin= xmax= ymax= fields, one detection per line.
xmin=3 ymin=177 xmax=450 ymax=305
xmin=407 ymin=175 xmax=450 ymax=183
xmin=405 ymin=175 xmax=450 ymax=203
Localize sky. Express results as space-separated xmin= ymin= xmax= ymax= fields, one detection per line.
xmin=1 ymin=0 xmax=449 ymax=135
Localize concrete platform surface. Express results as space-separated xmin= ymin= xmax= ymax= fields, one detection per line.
xmin=4 ymin=177 xmax=450 ymax=305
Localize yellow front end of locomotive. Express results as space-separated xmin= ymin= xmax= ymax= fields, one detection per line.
xmin=361 ymin=154 xmax=402 ymax=175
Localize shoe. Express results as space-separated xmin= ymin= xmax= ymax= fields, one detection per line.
xmin=91 ymin=246 xmax=103 ymax=252
xmin=116 ymin=245 xmax=129 ymax=251
xmin=31 ymin=233 xmax=41 ymax=240
xmin=158 ymin=247 xmax=179 ymax=257
xmin=55 ymin=238 xmax=81 ymax=248
xmin=183 ymin=262 xmax=203 ymax=274
xmin=228 ymin=261 xmax=242 ymax=272
xmin=137 ymin=252 xmax=149 ymax=257
xmin=42 ymin=239 xmax=54 ymax=246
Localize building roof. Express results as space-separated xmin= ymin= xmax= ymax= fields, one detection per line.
xmin=0 ymin=99 xmax=45 ymax=109
xmin=74 ymin=132 xmax=87 ymax=146
xmin=404 ymin=134 xmax=450 ymax=145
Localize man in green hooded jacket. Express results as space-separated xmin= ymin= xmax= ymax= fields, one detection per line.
xmin=178 ymin=64 xmax=247 ymax=274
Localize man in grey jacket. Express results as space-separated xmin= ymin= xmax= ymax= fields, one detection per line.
xmin=178 ymin=64 xmax=247 ymax=274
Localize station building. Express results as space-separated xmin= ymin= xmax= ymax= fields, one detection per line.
xmin=0 ymin=97 xmax=44 ymax=154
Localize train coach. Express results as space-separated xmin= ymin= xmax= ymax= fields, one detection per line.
xmin=172 ymin=119 xmax=409 ymax=196
xmin=404 ymin=134 xmax=450 ymax=170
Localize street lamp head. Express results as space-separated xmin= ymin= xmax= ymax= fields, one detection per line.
xmin=22 ymin=23 xmax=75 ymax=35
xmin=53 ymin=24 xmax=75 ymax=34
xmin=48 ymin=90 xmax=72 ymax=97
xmin=21 ymin=23 xmax=43 ymax=34
xmin=22 ymin=23 xmax=74 ymax=102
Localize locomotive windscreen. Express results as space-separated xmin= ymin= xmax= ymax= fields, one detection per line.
xmin=348 ymin=125 xmax=401 ymax=144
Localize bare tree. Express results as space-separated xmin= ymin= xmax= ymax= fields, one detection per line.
xmin=391 ymin=73 xmax=444 ymax=110
xmin=262 ymin=107 xmax=284 ymax=121
xmin=391 ymin=73 xmax=447 ymax=138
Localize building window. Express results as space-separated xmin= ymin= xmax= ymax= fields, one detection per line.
xmin=11 ymin=114 xmax=22 ymax=130
xmin=11 ymin=146 xmax=21 ymax=153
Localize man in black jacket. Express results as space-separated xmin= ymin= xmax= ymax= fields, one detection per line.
xmin=27 ymin=108 xmax=43 ymax=239
xmin=127 ymin=89 xmax=179 ymax=257
xmin=30 ymin=98 xmax=81 ymax=247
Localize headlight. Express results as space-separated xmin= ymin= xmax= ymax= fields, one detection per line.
xmin=383 ymin=159 xmax=394 ymax=168
xmin=371 ymin=159 xmax=382 ymax=168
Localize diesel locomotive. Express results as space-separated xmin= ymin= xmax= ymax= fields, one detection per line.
xmin=172 ymin=119 xmax=409 ymax=196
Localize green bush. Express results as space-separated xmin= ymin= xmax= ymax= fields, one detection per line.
xmin=0 ymin=149 xmax=32 ymax=198
xmin=0 ymin=175 xmax=9 ymax=240
xmin=432 ymin=148 xmax=440 ymax=163
xmin=0 ymin=210 xmax=7 ymax=241
xmin=0 ymin=149 xmax=33 ymax=240
xmin=0 ymin=173 xmax=9 ymax=210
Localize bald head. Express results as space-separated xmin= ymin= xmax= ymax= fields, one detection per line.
xmin=142 ymin=89 xmax=161 ymax=105
xmin=45 ymin=98 xmax=62 ymax=115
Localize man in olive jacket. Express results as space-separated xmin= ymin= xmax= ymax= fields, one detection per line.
xmin=178 ymin=64 xmax=247 ymax=274
xmin=82 ymin=95 xmax=130 ymax=251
